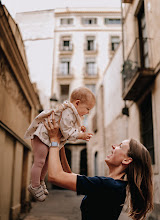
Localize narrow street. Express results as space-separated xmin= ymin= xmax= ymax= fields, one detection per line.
xmin=22 ymin=189 xmax=130 ymax=220
xmin=22 ymin=190 xmax=83 ymax=220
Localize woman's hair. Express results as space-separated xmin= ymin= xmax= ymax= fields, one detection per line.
xmin=70 ymin=87 xmax=96 ymax=104
xmin=126 ymin=138 xmax=154 ymax=220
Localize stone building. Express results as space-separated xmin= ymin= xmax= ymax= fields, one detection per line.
xmin=121 ymin=0 xmax=160 ymax=218
xmin=88 ymin=0 xmax=160 ymax=219
xmin=51 ymin=6 xmax=121 ymax=175
xmin=0 ymin=3 xmax=42 ymax=220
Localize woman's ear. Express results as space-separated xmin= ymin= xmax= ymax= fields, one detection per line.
xmin=122 ymin=157 xmax=133 ymax=165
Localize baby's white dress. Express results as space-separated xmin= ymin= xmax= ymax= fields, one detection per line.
xmin=24 ymin=101 xmax=82 ymax=149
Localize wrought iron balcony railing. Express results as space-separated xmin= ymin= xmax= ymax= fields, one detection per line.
xmin=122 ymin=38 xmax=154 ymax=101
xmin=59 ymin=44 xmax=73 ymax=53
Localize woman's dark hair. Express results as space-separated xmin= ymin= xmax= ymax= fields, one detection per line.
xmin=126 ymin=138 xmax=153 ymax=219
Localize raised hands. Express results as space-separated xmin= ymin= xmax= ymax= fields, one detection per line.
xmin=44 ymin=111 xmax=62 ymax=143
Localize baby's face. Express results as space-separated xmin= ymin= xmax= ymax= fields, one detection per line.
xmin=74 ymin=99 xmax=95 ymax=117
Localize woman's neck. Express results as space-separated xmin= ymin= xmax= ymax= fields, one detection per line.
xmin=108 ymin=166 xmax=126 ymax=180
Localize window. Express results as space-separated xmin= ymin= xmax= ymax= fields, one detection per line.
xmin=62 ymin=40 xmax=72 ymax=51
xmin=86 ymin=36 xmax=95 ymax=51
xmin=82 ymin=18 xmax=97 ymax=25
xmin=105 ymin=18 xmax=121 ymax=25
xmin=64 ymin=40 xmax=69 ymax=47
xmin=60 ymin=18 xmax=73 ymax=25
xmin=111 ymin=36 xmax=120 ymax=51
xmin=137 ymin=2 xmax=149 ymax=68
xmin=60 ymin=85 xmax=69 ymax=103
xmin=60 ymin=36 xmax=72 ymax=51
xmin=59 ymin=58 xmax=70 ymax=75
xmin=85 ymin=84 xmax=96 ymax=95
xmin=86 ymin=60 xmax=96 ymax=75
xmin=139 ymin=93 xmax=155 ymax=164
xmin=94 ymin=152 xmax=98 ymax=176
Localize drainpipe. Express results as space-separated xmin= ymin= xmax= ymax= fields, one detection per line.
xmin=121 ymin=1 xmax=129 ymax=140
xmin=121 ymin=1 xmax=125 ymax=62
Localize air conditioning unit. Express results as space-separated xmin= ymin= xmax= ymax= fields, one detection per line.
xmin=122 ymin=0 xmax=133 ymax=3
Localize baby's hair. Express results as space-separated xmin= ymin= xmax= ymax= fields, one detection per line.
xmin=70 ymin=87 xmax=96 ymax=104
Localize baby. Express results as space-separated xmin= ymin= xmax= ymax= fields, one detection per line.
xmin=24 ymin=86 xmax=96 ymax=202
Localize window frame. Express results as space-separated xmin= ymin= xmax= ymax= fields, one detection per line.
xmin=104 ymin=18 xmax=121 ymax=25
xmin=110 ymin=36 xmax=120 ymax=51
xmin=82 ymin=17 xmax=97 ymax=25
xmin=60 ymin=18 xmax=74 ymax=26
xmin=59 ymin=58 xmax=71 ymax=75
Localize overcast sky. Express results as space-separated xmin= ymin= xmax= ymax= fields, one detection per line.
xmin=1 ymin=0 xmax=121 ymax=18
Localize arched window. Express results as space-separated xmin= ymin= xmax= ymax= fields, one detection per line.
xmin=80 ymin=148 xmax=87 ymax=175
xmin=94 ymin=151 xmax=98 ymax=176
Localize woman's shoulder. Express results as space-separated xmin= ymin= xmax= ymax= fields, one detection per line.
xmin=100 ymin=176 xmax=127 ymax=187
xmin=78 ymin=175 xmax=127 ymax=189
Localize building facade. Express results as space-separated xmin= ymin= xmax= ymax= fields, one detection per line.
xmin=88 ymin=0 xmax=160 ymax=219
xmin=121 ymin=0 xmax=160 ymax=218
xmin=0 ymin=4 xmax=42 ymax=220
xmin=51 ymin=6 xmax=121 ymax=175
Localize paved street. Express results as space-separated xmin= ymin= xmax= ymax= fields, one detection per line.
xmin=23 ymin=190 xmax=83 ymax=220
xmin=22 ymin=189 xmax=131 ymax=220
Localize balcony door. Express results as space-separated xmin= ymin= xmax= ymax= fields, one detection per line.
xmin=137 ymin=2 xmax=149 ymax=68
xmin=60 ymin=58 xmax=70 ymax=75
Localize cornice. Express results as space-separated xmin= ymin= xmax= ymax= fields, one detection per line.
xmin=54 ymin=8 xmax=121 ymax=15
xmin=54 ymin=28 xmax=122 ymax=33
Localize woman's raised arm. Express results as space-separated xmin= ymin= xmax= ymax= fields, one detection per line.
xmin=60 ymin=146 xmax=72 ymax=173
xmin=44 ymin=112 xmax=77 ymax=191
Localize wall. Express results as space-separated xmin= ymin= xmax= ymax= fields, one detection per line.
xmin=0 ymin=4 xmax=41 ymax=220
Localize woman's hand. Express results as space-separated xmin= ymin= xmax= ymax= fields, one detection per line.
xmin=44 ymin=111 xmax=62 ymax=143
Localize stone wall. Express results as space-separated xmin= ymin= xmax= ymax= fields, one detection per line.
xmin=0 ymin=4 xmax=42 ymax=220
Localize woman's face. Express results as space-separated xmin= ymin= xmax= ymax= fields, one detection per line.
xmin=105 ymin=140 xmax=130 ymax=167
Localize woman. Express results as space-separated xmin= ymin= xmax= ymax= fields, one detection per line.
xmin=44 ymin=112 xmax=153 ymax=220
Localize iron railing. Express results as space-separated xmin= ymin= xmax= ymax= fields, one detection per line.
xmin=122 ymin=38 xmax=153 ymax=89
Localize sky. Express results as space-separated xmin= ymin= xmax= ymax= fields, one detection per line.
xmin=1 ymin=0 xmax=121 ymax=18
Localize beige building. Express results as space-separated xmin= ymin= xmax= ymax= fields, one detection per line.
xmin=0 ymin=3 xmax=42 ymax=220
xmin=88 ymin=0 xmax=160 ymax=219
xmin=121 ymin=0 xmax=160 ymax=218
xmin=51 ymin=6 xmax=122 ymax=175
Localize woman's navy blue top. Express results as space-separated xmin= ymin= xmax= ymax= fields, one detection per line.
xmin=76 ymin=175 xmax=127 ymax=220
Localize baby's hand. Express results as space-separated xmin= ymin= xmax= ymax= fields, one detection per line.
xmin=81 ymin=132 xmax=93 ymax=141
xmin=81 ymin=126 xmax=86 ymax=132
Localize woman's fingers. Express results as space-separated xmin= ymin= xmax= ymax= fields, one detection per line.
xmin=51 ymin=111 xmax=56 ymax=126
xmin=48 ymin=116 xmax=53 ymax=129
xmin=44 ymin=121 xmax=50 ymax=131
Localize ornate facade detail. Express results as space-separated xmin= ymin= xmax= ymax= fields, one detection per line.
xmin=0 ymin=50 xmax=31 ymax=120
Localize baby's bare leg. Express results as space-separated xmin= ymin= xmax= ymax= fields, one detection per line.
xmin=31 ymin=136 xmax=49 ymax=187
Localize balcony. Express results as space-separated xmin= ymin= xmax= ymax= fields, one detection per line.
xmin=84 ymin=43 xmax=98 ymax=55
xmin=122 ymin=38 xmax=155 ymax=101
xmin=57 ymin=68 xmax=74 ymax=80
xmin=83 ymin=67 xmax=99 ymax=79
xmin=59 ymin=44 xmax=73 ymax=55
